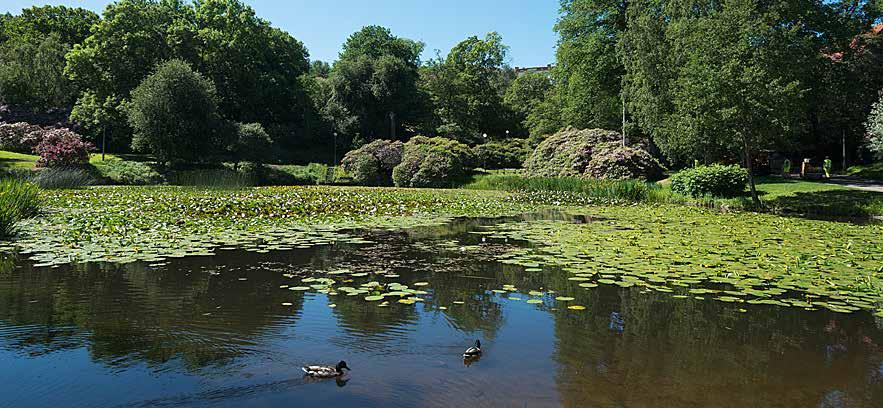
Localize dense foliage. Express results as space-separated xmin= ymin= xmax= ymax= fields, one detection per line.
xmin=34 ymin=128 xmax=93 ymax=167
xmin=127 ymin=60 xmax=221 ymax=164
xmin=1 ymin=0 xmax=881 ymax=186
xmin=340 ymin=139 xmax=404 ymax=186
xmin=65 ymin=0 xmax=310 ymax=151
xmin=523 ymin=127 xmax=662 ymax=180
xmin=322 ymin=26 xmax=426 ymax=145
xmin=0 ymin=33 xmax=74 ymax=110
xmin=472 ymin=139 xmax=529 ymax=169
xmin=228 ymin=122 xmax=272 ymax=166
xmin=670 ymin=165 xmax=749 ymax=198
xmin=392 ymin=136 xmax=474 ymax=188
xmin=421 ymin=33 xmax=518 ymax=143
xmin=868 ymin=96 xmax=883 ymax=160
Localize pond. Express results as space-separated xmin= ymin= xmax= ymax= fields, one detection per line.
xmin=0 ymin=212 xmax=882 ymax=407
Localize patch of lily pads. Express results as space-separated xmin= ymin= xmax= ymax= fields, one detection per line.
xmin=480 ymin=205 xmax=883 ymax=316
xmin=4 ymin=186 xmax=545 ymax=267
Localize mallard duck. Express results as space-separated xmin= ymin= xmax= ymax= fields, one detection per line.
xmin=463 ymin=340 xmax=482 ymax=359
xmin=302 ymin=361 xmax=350 ymax=378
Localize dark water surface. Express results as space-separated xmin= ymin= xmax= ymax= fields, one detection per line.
xmin=0 ymin=214 xmax=881 ymax=407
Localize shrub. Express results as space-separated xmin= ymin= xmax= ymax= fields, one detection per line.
xmin=340 ymin=140 xmax=404 ymax=186
xmin=0 ymin=122 xmax=44 ymax=153
xmin=0 ymin=178 xmax=41 ymax=238
xmin=128 ymin=59 xmax=222 ymax=163
xmin=584 ymin=143 xmax=665 ymax=181
xmin=867 ymin=96 xmax=883 ymax=160
xmin=33 ymin=128 xmax=93 ymax=168
xmin=229 ymin=122 xmax=273 ymax=166
xmin=392 ymin=136 xmax=474 ymax=188
xmin=96 ymin=160 xmax=164 ymax=185
xmin=523 ymin=127 xmax=663 ymax=180
xmin=670 ymin=164 xmax=749 ymax=198
xmin=472 ymin=139 xmax=529 ymax=170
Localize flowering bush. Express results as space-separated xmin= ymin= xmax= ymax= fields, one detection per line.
xmin=585 ymin=143 xmax=665 ymax=181
xmin=392 ymin=136 xmax=474 ymax=188
xmin=0 ymin=122 xmax=44 ymax=153
xmin=524 ymin=127 xmax=663 ymax=180
xmin=340 ymin=139 xmax=404 ymax=186
xmin=34 ymin=128 xmax=94 ymax=168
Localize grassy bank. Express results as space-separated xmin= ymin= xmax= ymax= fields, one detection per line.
xmin=465 ymin=173 xmax=883 ymax=218
xmin=847 ymin=162 xmax=883 ymax=181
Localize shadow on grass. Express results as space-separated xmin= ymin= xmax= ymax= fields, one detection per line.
xmin=763 ymin=189 xmax=883 ymax=219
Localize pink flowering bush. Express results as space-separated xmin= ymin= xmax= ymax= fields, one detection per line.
xmin=0 ymin=122 xmax=45 ymax=153
xmin=34 ymin=128 xmax=94 ymax=168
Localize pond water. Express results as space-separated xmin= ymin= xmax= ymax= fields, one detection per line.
xmin=0 ymin=213 xmax=881 ymax=407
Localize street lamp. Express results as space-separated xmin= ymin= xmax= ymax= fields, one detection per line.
xmin=505 ymin=130 xmax=510 ymax=138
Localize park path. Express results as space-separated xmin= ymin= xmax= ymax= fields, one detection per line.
xmin=825 ymin=177 xmax=883 ymax=193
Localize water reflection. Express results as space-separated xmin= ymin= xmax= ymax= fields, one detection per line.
xmin=0 ymin=215 xmax=880 ymax=407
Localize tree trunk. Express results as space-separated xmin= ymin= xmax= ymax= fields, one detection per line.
xmin=743 ymin=138 xmax=761 ymax=208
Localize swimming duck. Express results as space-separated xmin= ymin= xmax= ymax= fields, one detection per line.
xmin=463 ymin=340 xmax=482 ymax=359
xmin=302 ymin=361 xmax=350 ymax=378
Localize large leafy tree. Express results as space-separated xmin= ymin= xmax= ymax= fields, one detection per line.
xmin=326 ymin=26 xmax=426 ymax=147
xmin=503 ymin=71 xmax=554 ymax=137
xmin=0 ymin=6 xmax=98 ymax=110
xmin=67 ymin=0 xmax=309 ymax=151
xmin=128 ymin=59 xmax=221 ymax=164
xmin=3 ymin=5 xmax=99 ymax=46
xmin=554 ymin=0 xmax=628 ymax=131
xmin=422 ymin=32 xmax=517 ymax=143
xmin=0 ymin=33 xmax=74 ymax=110
xmin=623 ymin=0 xmax=817 ymax=205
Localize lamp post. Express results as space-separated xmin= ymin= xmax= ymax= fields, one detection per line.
xmin=505 ymin=130 xmax=510 ymax=139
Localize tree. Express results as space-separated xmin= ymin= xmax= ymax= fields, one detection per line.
xmin=0 ymin=6 xmax=97 ymax=111
xmin=0 ymin=33 xmax=74 ymax=110
xmin=867 ymin=95 xmax=883 ymax=160
xmin=67 ymin=0 xmax=310 ymax=151
xmin=422 ymin=32 xmax=517 ymax=143
xmin=127 ymin=59 xmax=221 ymax=164
xmin=310 ymin=60 xmax=331 ymax=78
xmin=328 ymin=26 xmax=426 ymax=147
xmin=228 ymin=122 xmax=272 ymax=167
xmin=554 ymin=0 xmax=628 ymax=131
xmin=3 ymin=5 xmax=99 ymax=46
xmin=503 ymin=71 xmax=554 ymax=136
xmin=622 ymin=0 xmax=814 ymax=206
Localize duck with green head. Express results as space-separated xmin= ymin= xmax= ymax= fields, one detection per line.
xmin=302 ymin=361 xmax=350 ymax=378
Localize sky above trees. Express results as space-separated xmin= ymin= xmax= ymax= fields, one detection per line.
xmin=0 ymin=0 xmax=559 ymax=66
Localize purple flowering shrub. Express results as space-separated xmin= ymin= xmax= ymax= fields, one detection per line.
xmin=0 ymin=122 xmax=45 ymax=153
xmin=34 ymin=128 xmax=94 ymax=168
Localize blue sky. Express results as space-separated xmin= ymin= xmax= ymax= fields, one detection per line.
xmin=1 ymin=0 xmax=560 ymax=67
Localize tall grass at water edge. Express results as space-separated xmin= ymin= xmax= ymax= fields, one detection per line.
xmin=0 ymin=178 xmax=41 ymax=238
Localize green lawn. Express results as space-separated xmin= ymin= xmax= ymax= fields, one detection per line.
xmin=746 ymin=177 xmax=883 ymax=217
xmin=0 ymin=150 xmax=38 ymax=170
xmin=847 ymin=162 xmax=883 ymax=181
